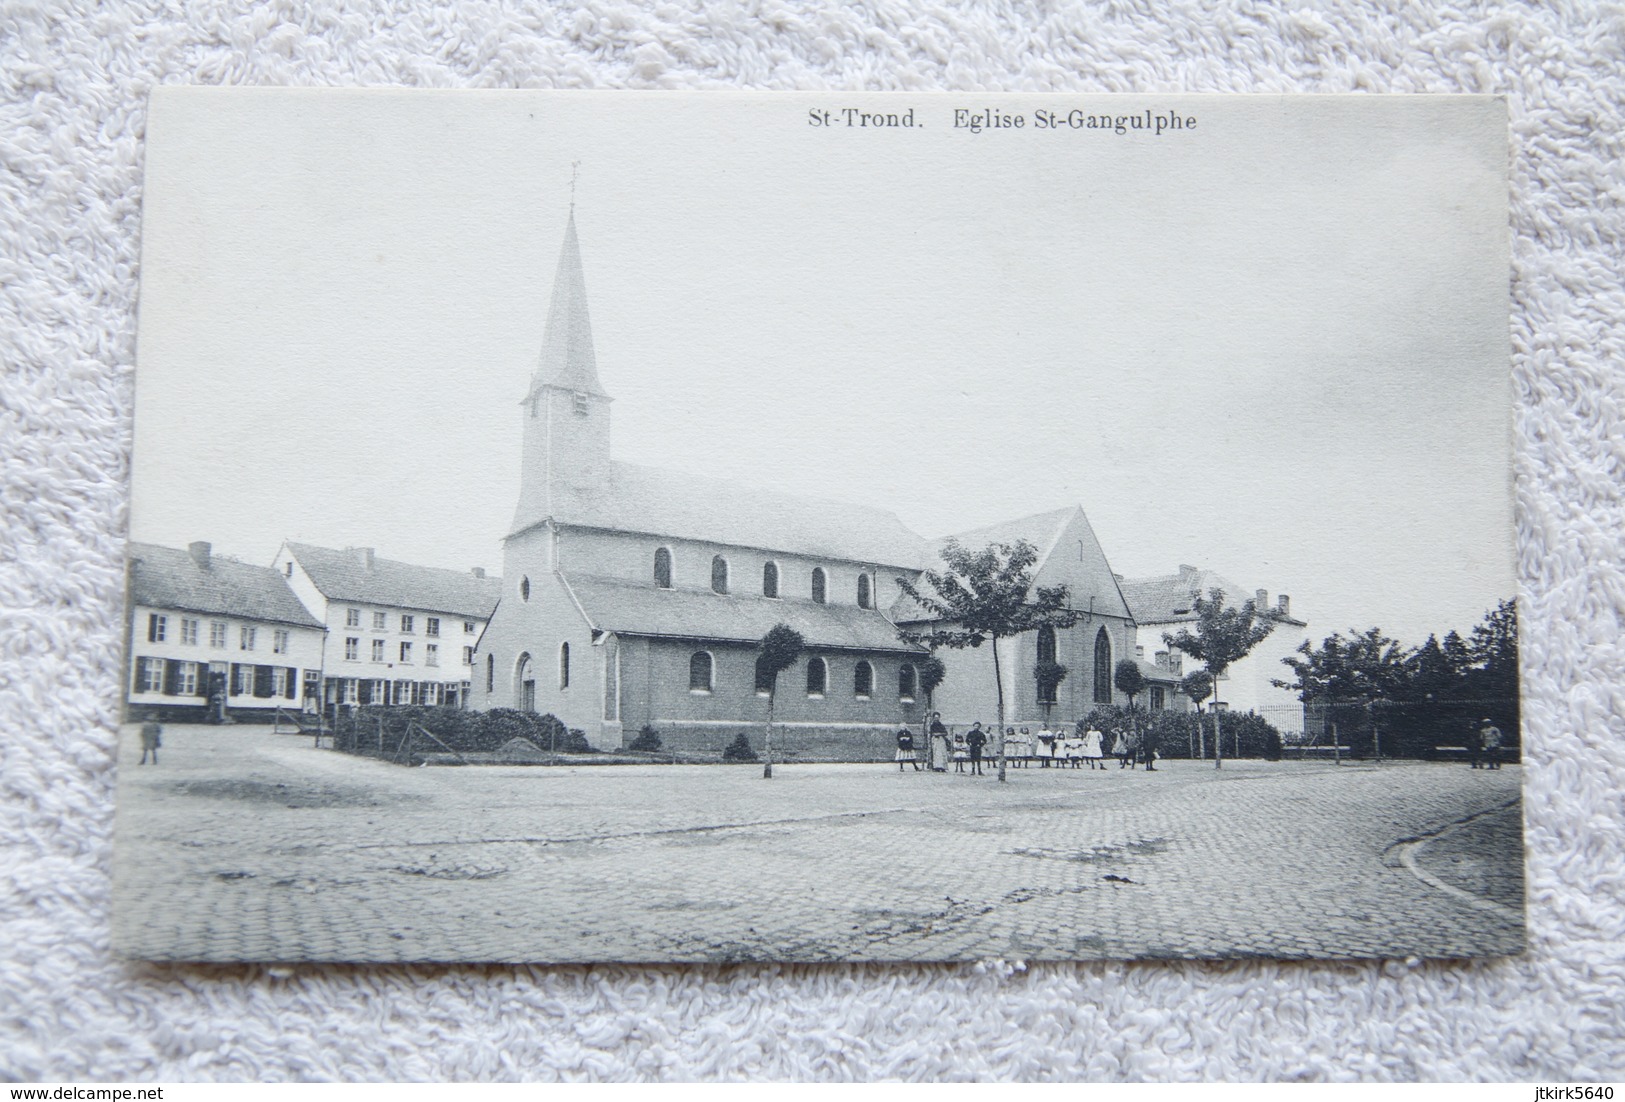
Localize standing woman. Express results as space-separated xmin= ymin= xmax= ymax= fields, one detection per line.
xmin=928 ymin=712 xmax=951 ymax=773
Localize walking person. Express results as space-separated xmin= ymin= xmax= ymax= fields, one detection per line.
xmin=965 ymin=722 xmax=988 ymax=776
xmin=138 ymin=712 xmax=163 ymax=766
xmin=1479 ymin=718 xmax=1503 ymax=770
xmin=928 ymin=713 xmax=951 ymax=773
xmin=895 ymin=727 xmax=921 ymax=772
xmin=951 ymin=730 xmax=969 ymax=773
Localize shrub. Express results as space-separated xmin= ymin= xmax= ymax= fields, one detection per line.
xmin=721 ymin=732 xmax=758 ymax=762
xmin=629 ymin=725 xmax=663 ymax=752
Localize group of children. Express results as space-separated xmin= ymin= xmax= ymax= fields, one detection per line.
xmin=895 ymin=714 xmax=1154 ymax=773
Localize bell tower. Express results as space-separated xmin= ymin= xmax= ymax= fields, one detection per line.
xmin=512 ymin=206 xmax=612 ymax=533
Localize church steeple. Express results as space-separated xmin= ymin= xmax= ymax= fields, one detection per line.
xmin=526 ymin=209 xmax=610 ymax=402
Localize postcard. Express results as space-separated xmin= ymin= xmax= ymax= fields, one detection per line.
xmin=116 ymin=90 xmax=1518 ymax=962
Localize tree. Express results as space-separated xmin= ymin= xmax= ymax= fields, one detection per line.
xmin=916 ymin=652 xmax=946 ymax=739
xmin=897 ymin=538 xmax=1087 ymax=782
xmin=1034 ymin=659 xmax=1068 ymax=721
xmin=1273 ymin=627 xmax=1409 ymax=757
xmin=1180 ymin=669 xmax=1214 ymax=758
xmin=756 ymin=623 xmax=804 ymax=779
xmin=1164 ymin=589 xmax=1276 ymax=769
xmin=1113 ymin=658 xmax=1146 ymax=739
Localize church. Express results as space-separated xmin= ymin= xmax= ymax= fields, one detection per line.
xmin=470 ymin=211 xmax=1152 ymax=759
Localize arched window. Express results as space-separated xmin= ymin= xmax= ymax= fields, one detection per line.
xmin=857 ymin=574 xmax=873 ymax=609
xmin=689 ymin=651 xmax=713 ymax=693
xmin=853 ymin=660 xmax=873 ymax=698
xmin=559 ymin=642 xmax=570 ymax=690
xmin=762 ymin=560 xmax=779 ymax=598
xmin=805 ymin=656 xmax=827 ymax=697
xmin=811 ymin=567 xmax=827 ymax=604
xmin=486 ymin=653 xmax=494 ymax=693
xmin=519 ymin=576 xmax=530 ymax=601
xmin=1037 ymin=625 xmax=1057 ymax=665
xmin=898 ymin=663 xmax=917 ymax=701
xmin=516 ymin=653 xmax=535 ymax=712
xmin=754 ymin=655 xmax=774 ymax=695
xmin=654 ymin=547 xmax=672 ymax=589
xmin=1093 ymin=627 xmax=1112 ymax=704
xmin=711 ymin=555 xmax=729 ymax=594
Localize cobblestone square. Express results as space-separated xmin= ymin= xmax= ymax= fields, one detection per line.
xmin=112 ymin=724 xmax=1524 ymax=963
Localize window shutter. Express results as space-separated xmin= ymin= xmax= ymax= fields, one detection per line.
xmin=161 ymin=659 xmax=178 ymax=696
xmin=132 ymin=657 xmax=146 ymax=695
xmin=194 ymin=664 xmax=208 ymax=697
xmin=285 ymin=668 xmax=297 ymax=699
xmin=254 ymin=664 xmax=273 ymax=698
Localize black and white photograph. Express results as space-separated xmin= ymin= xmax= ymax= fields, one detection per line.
xmin=114 ymin=89 xmax=1520 ymax=963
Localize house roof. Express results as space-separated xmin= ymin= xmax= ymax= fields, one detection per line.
xmin=534 ymin=461 xmax=933 ymax=570
xmin=1118 ymin=566 xmax=1305 ymax=627
xmin=562 ymin=572 xmax=923 ymax=653
xmin=127 ymin=542 xmax=324 ymax=629
xmin=1135 ymin=658 xmax=1183 ymax=686
xmin=526 ymin=211 xmax=609 ymax=400
xmin=286 ymin=542 xmax=502 ymax=619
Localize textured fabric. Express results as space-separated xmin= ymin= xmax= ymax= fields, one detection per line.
xmin=2 ymin=0 xmax=1622 ymax=1083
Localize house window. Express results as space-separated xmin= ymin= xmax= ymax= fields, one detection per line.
xmin=136 ymin=657 xmax=164 ymax=693
xmin=463 ymin=646 xmax=474 ymax=666
xmin=180 ymin=618 xmax=199 ymax=645
xmin=486 ymin=653 xmax=495 ymax=692
xmin=270 ymin=667 xmax=288 ymax=697
xmin=654 ymin=547 xmax=672 ymax=589
xmin=711 ymin=555 xmax=729 ymax=595
xmin=1093 ymin=627 xmax=1112 ymax=704
xmin=520 ymin=576 xmax=530 ymax=601
xmin=754 ymin=655 xmax=775 ymax=695
xmin=811 ymin=568 xmax=827 ymax=604
xmin=209 ymin=621 xmax=226 ymax=648
xmin=400 ymin=614 xmax=415 ymax=634
xmin=559 ymin=642 xmax=570 ymax=690
xmin=371 ymin=639 xmax=385 ymax=662
xmin=426 ymin=644 xmax=440 ymax=667
xmin=426 ymin=617 xmax=440 ymax=637
xmin=147 ymin=614 xmax=167 ymax=643
xmin=1150 ymin=686 xmax=1166 ymax=711
xmin=400 ymin=642 xmax=412 ymax=663
xmin=853 ymin=660 xmax=873 ymax=699
xmin=273 ymin=630 xmax=289 ymax=654
xmin=689 ymin=651 xmax=713 ymax=693
xmin=176 ymin=661 xmax=199 ymax=695
xmin=806 ymin=657 xmax=827 ymax=697
xmin=372 ymin=611 xmax=387 ymax=631
xmin=239 ymin=626 xmax=256 ymax=651
xmin=464 ymin=621 xmax=476 ymax=634
xmin=762 ymin=561 xmax=779 ymax=599
xmin=344 ymin=638 xmax=359 ymax=660
xmin=899 ymin=664 xmax=917 ymax=702
xmin=857 ymin=574 xmax=873 ymax=610
xmin=346 ymin=608 xmax=361 ymax=628
xmin=232 ymin=664 xmax=252 ymax=695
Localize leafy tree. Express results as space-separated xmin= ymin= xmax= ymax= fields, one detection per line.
xmin=897 ymin=538 xmax=1087 ymax=782
xmin=1163 ymin=589 xmax=1276 ymax=769
xmin=1034 ymin=659 xmax=1068 ymax=719
xmin=1180 ymin=669 xmax=1214 ymax=758
xmin=1113 ymin=658 xmax=1146 ymax=742
xmin=1464 ymin=598 xmax=1519 ymax=739
xmin=756 ymin=623 xmax=805 ymax=779
xmin=917 ymin=653 xmax=946 ymax=718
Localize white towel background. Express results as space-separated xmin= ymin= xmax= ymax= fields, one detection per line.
xmin=2 ymin=1 xmax=1622 ymax=1082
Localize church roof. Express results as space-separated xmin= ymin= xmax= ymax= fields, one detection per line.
xmin=563 ymin=572 xmax=923 ymax=653
xmin=527 ymin=211 xmax=608 ymax=400
xmin=128 ymin=542 xmax=324 ymax=629
xmin=286 ymin=542 xmax=502 ymax=620
xmin=536 ymin=461 xmax=932 ymax=570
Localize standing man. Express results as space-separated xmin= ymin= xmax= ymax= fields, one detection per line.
xmin=895 ymin=726 xmax=921 ymax=772
xmin=1466 ymin=720 xmax=1483 ymax=769
xmin=1479 ymin=718 xmax=1503 ymax=770
xmin=138 ymin=712 xmax=163 ymax=765
xmin=965 ymin=721 xmax=988 ymax=776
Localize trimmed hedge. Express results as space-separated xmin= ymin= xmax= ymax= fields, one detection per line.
xmin=1071 ymin=705 xmax=1283 ymax=761
xmin=332 ymin=705 xmax=591 ymax=755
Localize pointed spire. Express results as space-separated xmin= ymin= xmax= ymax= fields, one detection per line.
xmin=529 ymin=208 xmax=609 ymax=399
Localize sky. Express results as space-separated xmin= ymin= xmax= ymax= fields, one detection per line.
xmin=132 ymin=90 xmax=1513 ymax=645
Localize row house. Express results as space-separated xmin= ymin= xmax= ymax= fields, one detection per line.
xmin=125 ymin=541 xmax=325 ymax=721
xmin=273 ymin=542 xmax=501 ymax=711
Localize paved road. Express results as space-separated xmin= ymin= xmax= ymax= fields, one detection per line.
xmin=112 ymin=724 xmax=1524 ymax=963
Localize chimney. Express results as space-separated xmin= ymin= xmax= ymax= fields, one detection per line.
xmin=1277 ymin=594 xmax=1291 ymax=618
xmin=188 ymin=541 xmax=211 ymax=568
xmin=1256 ymin=588 xmax=1268 ymax=608
xmin=350 ymin=547 xmax=375 ymax=571
xmin=471 ymin=567 xmax=486 ymax=579
xmin=1135 ymin=645 xmax=1145 ymax=660
xmin=1155 ymin=650 xmax=1169 ymax=669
